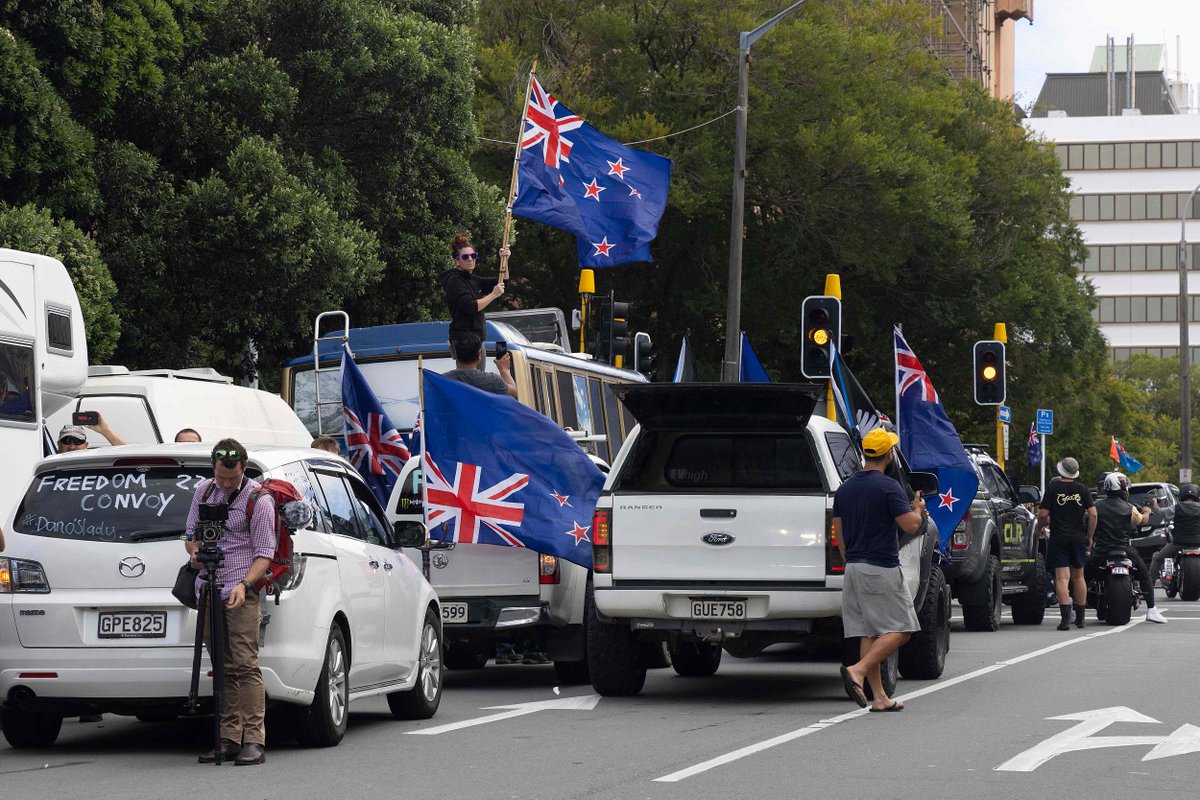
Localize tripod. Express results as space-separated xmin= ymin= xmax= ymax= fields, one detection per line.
xmin=188 ymin=544 xmax=228 ymax=765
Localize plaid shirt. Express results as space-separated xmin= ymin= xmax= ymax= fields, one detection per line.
xmin=185 ymin=477 xmax=276 ymax=599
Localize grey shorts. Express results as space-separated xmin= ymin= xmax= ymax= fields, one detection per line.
xmin=842 ymin=562 xmax=920 ymax=638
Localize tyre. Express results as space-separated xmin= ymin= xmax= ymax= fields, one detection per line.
xmin=388 ymin=608 xmax=443 ymax=720
xmin=899 ymin=565 xmax=950 ymax=679
xmin=298 ymin=625 xmax=349 ymax=747
xmin=669 ymin=642 xmax=722 ymax=678
xmin=0 ymin=708 xmax=63 ymax=748
xmin=1181 ymin=557 xmax=1200 ymax=602
xmin=962 ymin=555 xmax=1002 ymax=632
xmin=1011 ymin=553 xmax=1048 ymax=625
xmin=443 ymin=642 xmax=489 ymax=670
xmin=841 ymin=638 xmax=899 ymax=700
xmin=585 ymin=581 xmax=646 ymax=696
xmin=1103 ymin=574 xmax=1134 ymax=626
xmin=553 ymin=659 xmax=590 ymax=685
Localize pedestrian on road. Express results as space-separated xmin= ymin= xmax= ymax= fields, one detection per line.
xmin=1035 ymin=457 xmax=1097 ymax=630
xmin=1089 ymin=472 xmax=1166 ymax=624
xmin=1150 ymin=482 xmax=1200 ymax=583
xmin=832 ymin=428 xmax=927 ymax=712
xmin=440 ymin=233 xmax=508 ymax=369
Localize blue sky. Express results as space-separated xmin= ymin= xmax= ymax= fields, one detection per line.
xmin=1012 ymin=0 xmax=1200 ymax=108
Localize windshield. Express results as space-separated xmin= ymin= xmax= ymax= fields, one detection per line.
xmin=291 ymin=357 xmax=457 ymax=436
xmin=621 ymin=432 xmax=823 ymax=491
xmin=1129 ymin=487 xmax=1165 ymax=508
xmin=13 ymin=467 xmax=208 ymax=543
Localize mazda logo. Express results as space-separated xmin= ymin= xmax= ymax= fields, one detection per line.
xmin=118 ymin=556 xmax=146 ymax=578
xmin=702 ymin=532 xmax=736 ymax=546
xmin=431 ymin=553 xmax=450 ymax=569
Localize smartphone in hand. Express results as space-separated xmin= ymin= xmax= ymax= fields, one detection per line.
xmin=73 ymin=410 xmax=99 ymax=426
xmin=494 ymin=341 xmax=508 ymax=362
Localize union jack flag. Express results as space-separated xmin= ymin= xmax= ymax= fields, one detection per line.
xmin=425 ymin=454 xmax=529 ymax=546
xmin=344 ymin=408 xmax=410 ymax=477
xmin=895 ymin=329 xmax=939 ymax=403
xmin=522 ymin=77 xmax=584 ymax=169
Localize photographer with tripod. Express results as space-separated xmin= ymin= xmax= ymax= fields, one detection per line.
xmin=183 ymin=439 xmax=276 ymax=766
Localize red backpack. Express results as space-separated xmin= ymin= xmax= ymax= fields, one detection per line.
xmin=203 ymin=478 xmax=306 ymax=597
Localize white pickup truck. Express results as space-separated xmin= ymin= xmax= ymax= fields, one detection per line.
xmin=586 ymin=383 xmax=950 ymax=696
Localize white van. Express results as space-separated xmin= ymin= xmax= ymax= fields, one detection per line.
xmin=0 ymin=250 xmax=88 ymax=525
xmin=46 ymin=366 xmax=312 ymax=448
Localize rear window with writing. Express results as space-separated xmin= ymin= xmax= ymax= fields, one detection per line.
xmin=14 ymin=467 xmax=209 ymax=543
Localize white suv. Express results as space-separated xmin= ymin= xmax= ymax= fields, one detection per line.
xmin=587 ymin=384 xmax=947 ymax=696
xmin=0 ymin=443 xmax=442 ymax=748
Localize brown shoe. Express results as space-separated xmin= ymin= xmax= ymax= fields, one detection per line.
xmin=234 ymin=742 xmax=266 ymax=766
xmin=198 ymin=739 xmax=241 ymax=763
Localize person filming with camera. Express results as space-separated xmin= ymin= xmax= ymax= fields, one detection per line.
xmin=182 ymin=439 xmax=276 ymax=765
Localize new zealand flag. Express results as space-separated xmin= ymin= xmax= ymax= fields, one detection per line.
xmin=341 ymin=348 xmax=410 ymax=507
xmin=894 ymin=328 xmax=979 ymax=550
xmin=421 ymin=370 xmax=604 ymax=567
xmin=513 ymin=77 xmax=672 ymax=267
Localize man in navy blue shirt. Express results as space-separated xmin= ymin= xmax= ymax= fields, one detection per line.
xmin=833 ymin=428 xmax=926 ymax=712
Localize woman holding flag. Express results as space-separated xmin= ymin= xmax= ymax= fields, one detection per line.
xmin=440 ymin=233 xmax=508 ymax=367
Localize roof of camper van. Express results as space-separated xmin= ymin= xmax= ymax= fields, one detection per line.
xmin=286 ymin=320 xmax=520 ymax=367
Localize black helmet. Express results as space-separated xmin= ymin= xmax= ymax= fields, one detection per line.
xmin=1182 ymin=483 xmax=1200 ymax=501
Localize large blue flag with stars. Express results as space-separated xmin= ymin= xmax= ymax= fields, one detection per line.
xmin=894 ymin=328 xmax=979 ymax=551
xmin=421 ymin=370 xmax=603 ymax=568
xmin=513 ymin=76 xmax=672 ymax=267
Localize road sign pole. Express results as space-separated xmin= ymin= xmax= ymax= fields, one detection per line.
xmin=996 ymin=408 xmax=1005 ymax=470
xmin=1040 ymin=436 xmax=1046 ymax=495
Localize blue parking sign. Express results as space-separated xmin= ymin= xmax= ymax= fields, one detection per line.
xmin=1037 ymin=408 xmax=1053 ymax=436
xmin=999 ymin=405 xmax=1012 ymax=423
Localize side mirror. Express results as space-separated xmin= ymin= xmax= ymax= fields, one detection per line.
xmin=908 ymin=471 xmax=940 ymax=497
xmin=393 ymin=521 xmax=427 ymax=549
xmin=1018 ymin=485 xmax=1041 ymax=504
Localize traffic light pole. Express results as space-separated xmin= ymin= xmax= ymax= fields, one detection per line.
xmin=994 ymin=323 xmax=1007 ymax=470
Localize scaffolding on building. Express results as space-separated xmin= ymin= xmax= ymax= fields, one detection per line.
xmin=922 ymin=0 xmax=995 ymax=87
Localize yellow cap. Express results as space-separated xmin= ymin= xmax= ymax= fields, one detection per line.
xmin=861 ymin=428 xmax=899 ymax=458
xmin=578 ymin=269 xmax=595 ymax=295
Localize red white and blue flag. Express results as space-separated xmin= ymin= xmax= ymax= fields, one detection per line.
xmin=421 ymin=370 xmax=603 ymax=567
xmin=894 ymin=327 xmax=978 ymax=551
xmin=341 ymin=348 xmax=410 ymax=506
xmin=513 ymin=76 xmax=672 ymax=268
xmin=1027 ymin=422 xmax=1041 ymax=468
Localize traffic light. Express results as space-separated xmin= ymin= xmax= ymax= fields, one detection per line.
xmin=973 ymin=340 xmax=1006 ymax=405
xmin=633 ymin=332 xmax=659 ymax=380
xmin=597 ymin=294 xmax=631 ymax=366
xmin=800 ymin=295 xmax=841 ymax=379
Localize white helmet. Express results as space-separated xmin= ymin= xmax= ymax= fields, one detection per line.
xmin=1103 ymin=472 xmax=1129 ymax=495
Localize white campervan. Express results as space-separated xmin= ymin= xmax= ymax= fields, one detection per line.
xmin=46 ymin=366 xmax=313 ymax=449
xmin=0 ymin=249 xmax=88 ymax=525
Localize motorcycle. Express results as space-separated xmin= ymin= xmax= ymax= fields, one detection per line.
xmin=1161 ymin=547 xmax=1200 ymax=601
xmin=1087 ymin=549 xmax=1142 ymax=626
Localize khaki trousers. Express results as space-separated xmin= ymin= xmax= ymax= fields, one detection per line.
xmin=202 ymin=588 xmax=265 ymax=745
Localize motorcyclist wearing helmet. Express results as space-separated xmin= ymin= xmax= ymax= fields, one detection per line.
xmin=1089 ymin=472 xmax=1166 ymax=624
xmin=1150 ymin=483 xmax=1200 ymax=586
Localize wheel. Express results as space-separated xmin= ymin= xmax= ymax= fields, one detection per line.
xmin=298 ymin=625 xmax=349 ymax=747
xmin=899 ymin=565 xmax=950 ymax=679
xmin=841 ymin=638 xmax=899 ymax=700
xmin=553 ymin=659 xmax=590 ymax=685
xmin=0 ymin=708 xmax=63 ymax=748
xmin=585 ymin=581 xmax=646 ymax=696
xmin=443 ymin=642 xmax=489 ymax=670
xmin=1180 ymin=557 xmax=1200 ymax=602
xmin=1011 ymin=553 xmax=1048 ymax=625
xmin=962 ymin=555 xmax=1002 ymax=632
xmin=669 ymin=642 xmax=722 ymax=677
xmin=1104 ymin=574 xmax=1134 ymax=626
xmin=388 ymin=608 xmax=443 ymax=720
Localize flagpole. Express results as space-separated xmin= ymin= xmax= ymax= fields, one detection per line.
xmin=499 ymin=58 xmax=538 ymax=283
xmin=893 ymin=324 xmax=901 ymax=444
xmin=418 ymin=355 xmax=431 ymax=581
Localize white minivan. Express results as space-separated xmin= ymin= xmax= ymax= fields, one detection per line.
xmin=0 ymin=443 xmax=442 ymax=748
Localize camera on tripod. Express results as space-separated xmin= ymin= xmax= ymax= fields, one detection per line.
xmin=195 ymin=502 xmax=229 ymax=545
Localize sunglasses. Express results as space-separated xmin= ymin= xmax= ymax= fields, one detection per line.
xmin=59 ymin=437 xmax=85 ymax=446
xmin=455 ymin=253 xmax=479 ymax=261
xmin=212 ymin=448 xmax=245 ymax=462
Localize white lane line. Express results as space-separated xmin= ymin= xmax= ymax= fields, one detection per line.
xmin=653 ymin=617 xmax=1144 ymax=783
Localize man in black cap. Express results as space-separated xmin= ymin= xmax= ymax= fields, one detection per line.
xmin=1035 ymin=456 xmax=1097 ymax=630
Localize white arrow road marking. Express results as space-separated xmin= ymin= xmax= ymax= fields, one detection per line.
xmin=405 ymin=693 xmax=601 ymax=736
xmin=654 ymin=617 xmax=1143 ymax=783
xmin=1143 ymin=724 xmax=1200 ymax=761
xmin=995 ymin=707 xmax=1162 ymax=771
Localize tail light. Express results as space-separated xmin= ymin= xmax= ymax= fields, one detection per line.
xmin=592 ymin=509 xmax=611 ymax=574
xmin=539 ymin=554 xmax=560 ymax=584
xmin=951 ymin=518 xmax=969 ymax=551
xmin=825 ymin=508 xmax=844 ymax=575
xmin=0 ymin=558 xmax=51 ymax=593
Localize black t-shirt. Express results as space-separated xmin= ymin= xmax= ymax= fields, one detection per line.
xmin=440 ymin=268 xmax=498 ymax=339
xmin=832 ymin=470 xmax=912 ymax=568
xmin=1040 ymin=477 xmax=1093 ymax=543
xmin=443 ymin=368 xmax=508 ymax=395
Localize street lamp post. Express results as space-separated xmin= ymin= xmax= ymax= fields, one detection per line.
xmin=721 ymin=1 xmax=808 ymax=383
xmin=1179 ymin=183 xmax=1200 ymax=484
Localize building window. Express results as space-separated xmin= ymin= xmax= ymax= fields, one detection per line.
xmin=1069 ymin=144 xmax=1084 ymax=170
xmin=1100 ymin=143 xmax=1115 ymax=169
xmin=1131 ymin=142 xmax=1146 ymax=169
xmin=1146 ymin=142 xmax=1161 ymax=169
xmin=1115 ymin=142 xmax=1131 ymax=169
xmin=1163 ymin=142 xmax=1177 ymax=168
